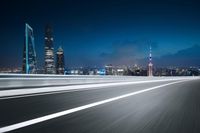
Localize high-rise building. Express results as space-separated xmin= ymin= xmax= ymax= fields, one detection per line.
xmin=56 ymin=46 xmax=65 ymax=74
xmin=44 ymin=25 xmax=55 ymax=74
xmin=148 ymin=45 xmax=153 ymax=76
xmin=22 ymin=23 xmax=37 ymax=74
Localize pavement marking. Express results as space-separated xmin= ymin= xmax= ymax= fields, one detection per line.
xmin=0 ymin=79 xmax=191 ymax=133
xmin=0 ymin=77 xmax=197 ymax=100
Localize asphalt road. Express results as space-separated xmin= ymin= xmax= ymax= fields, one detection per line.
xmin=0 ymin=79 xmax=200 ymax=133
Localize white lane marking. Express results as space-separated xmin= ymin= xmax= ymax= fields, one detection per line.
xmin=0 ymin=80 xmax=190 ymax=133
xmin=0 ymin=77 xmax=197 ymax=99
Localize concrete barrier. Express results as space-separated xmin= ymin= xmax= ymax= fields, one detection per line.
xmin=0 ymin=73 xmax=198 ymax=90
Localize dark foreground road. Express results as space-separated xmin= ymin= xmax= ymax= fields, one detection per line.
xmin=0 ymin=79 xmax=200 ymax=133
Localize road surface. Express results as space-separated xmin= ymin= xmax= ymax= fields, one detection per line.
xmin=0 ymin=77 xmax=199 ymax=133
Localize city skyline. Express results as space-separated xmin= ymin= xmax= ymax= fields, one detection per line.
xmin=1 ymin=1 xmax=200 ymax=133
xmin=1 ymin=0 xmax=200 ymax=68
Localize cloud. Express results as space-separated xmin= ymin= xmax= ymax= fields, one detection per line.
xmin=100 ymin=40 xmax=200 ymax=67
xmin=137 ymin=44 xmax=200 ymax=67
xmin=99 ymin=39 xmax=158 ymax=65
xmin=154 ymin=44 xmax=200 ymax=67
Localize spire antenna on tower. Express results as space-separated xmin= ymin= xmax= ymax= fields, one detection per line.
xmin=148 ymin=44 xmax=153 ymax=76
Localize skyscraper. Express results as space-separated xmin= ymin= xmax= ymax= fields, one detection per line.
xmin=22 ymin=23 xmax=37 ymax=74
xmin=148 ymin=45 xmax=153 ymax=76
xmin=44 ymin=25 xmax=55 ymax=74
xmin=56 ymin=46 xmax=65 ymax=74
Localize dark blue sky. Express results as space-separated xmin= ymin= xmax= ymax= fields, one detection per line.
xmin=0 ymin=0 xmax=200 ymax=68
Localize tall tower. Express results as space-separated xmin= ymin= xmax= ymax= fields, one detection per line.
xmin=44 ymin=25 xmax=55 ymax=74
xmin=56 ymin=46 xmax=65 ymax=74
xmin=148 ymin=45 xmax=153 ymax=76
xmin=22 ymin=23 xmax=37 ymax=74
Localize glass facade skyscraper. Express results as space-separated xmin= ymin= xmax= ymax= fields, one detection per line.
xmin=56 ymin=46 xmax=65 ymax=74
xmin=22 ymin=23 xmax=37 ymax=74
xmin=44 ymin=25 xmax=55 ymax=74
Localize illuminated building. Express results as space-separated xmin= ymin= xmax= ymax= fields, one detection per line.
xmin=44 ymin=25 xmax=55 ymax=74
xmin=22 ymin=23 xmax=37 ymax=74
xmin=148 ymin=45 xmax=153 ymax=76
xmin=97 ymin=69 xmax=106 ymax=75
xmin=105 ymin=64 xmax=114 ymax=75
xmin=56 ymin=46 xmax=65 ymax=74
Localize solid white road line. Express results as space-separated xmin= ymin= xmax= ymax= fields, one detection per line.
xmin=0 ymin=77 xmax=197 ymax=99
xmin=0 ymin=80 xmax=189 ymax=133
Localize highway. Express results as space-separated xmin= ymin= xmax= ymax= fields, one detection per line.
xmin=0 ymin=75 xmax=199 ymax=133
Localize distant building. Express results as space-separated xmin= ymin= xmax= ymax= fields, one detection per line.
xmin=44 ymin=25 xmax=56 ymax=74
xmin=116 ymin=68 xmax=124 ymax=75
xmin=0 ymin=67 xmax=22 ymax=73
xmin=22 ymin=23 xmax=37 ymax=74
xmin=148 ymin=45 xmax=153 ymax=76
xmin=97 ymin=69 xmax=106 ymax=75
xmin=56 ymin=46 xmax=65 ymax=74
xmin=105 ymin=64 xmax=114 ymax=75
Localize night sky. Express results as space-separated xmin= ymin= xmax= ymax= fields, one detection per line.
xmin=1 ymin=0 xmax=200 ymax=68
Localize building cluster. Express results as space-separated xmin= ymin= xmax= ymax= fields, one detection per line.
xmin=1 ymin=23 xmax=199 ymax=76
xmin=153 ymin=67 xmax=200 ymax=76
xmin=20 ymin=23 xmax=154 ymax=76
xmin=1 ymin=65 xmax=200 ymax=76
xmin=63 ymin=66 xmax=200 ymax=76
xmin=22 ymin=23 xmax=65 ymax=75
xmin=64 ymin=45 xmax=154 ymax=76
xmin=20 ymin=23 xmax=153 ymax=76
xmin=63 ymin=45 xmax=199 ymax=76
